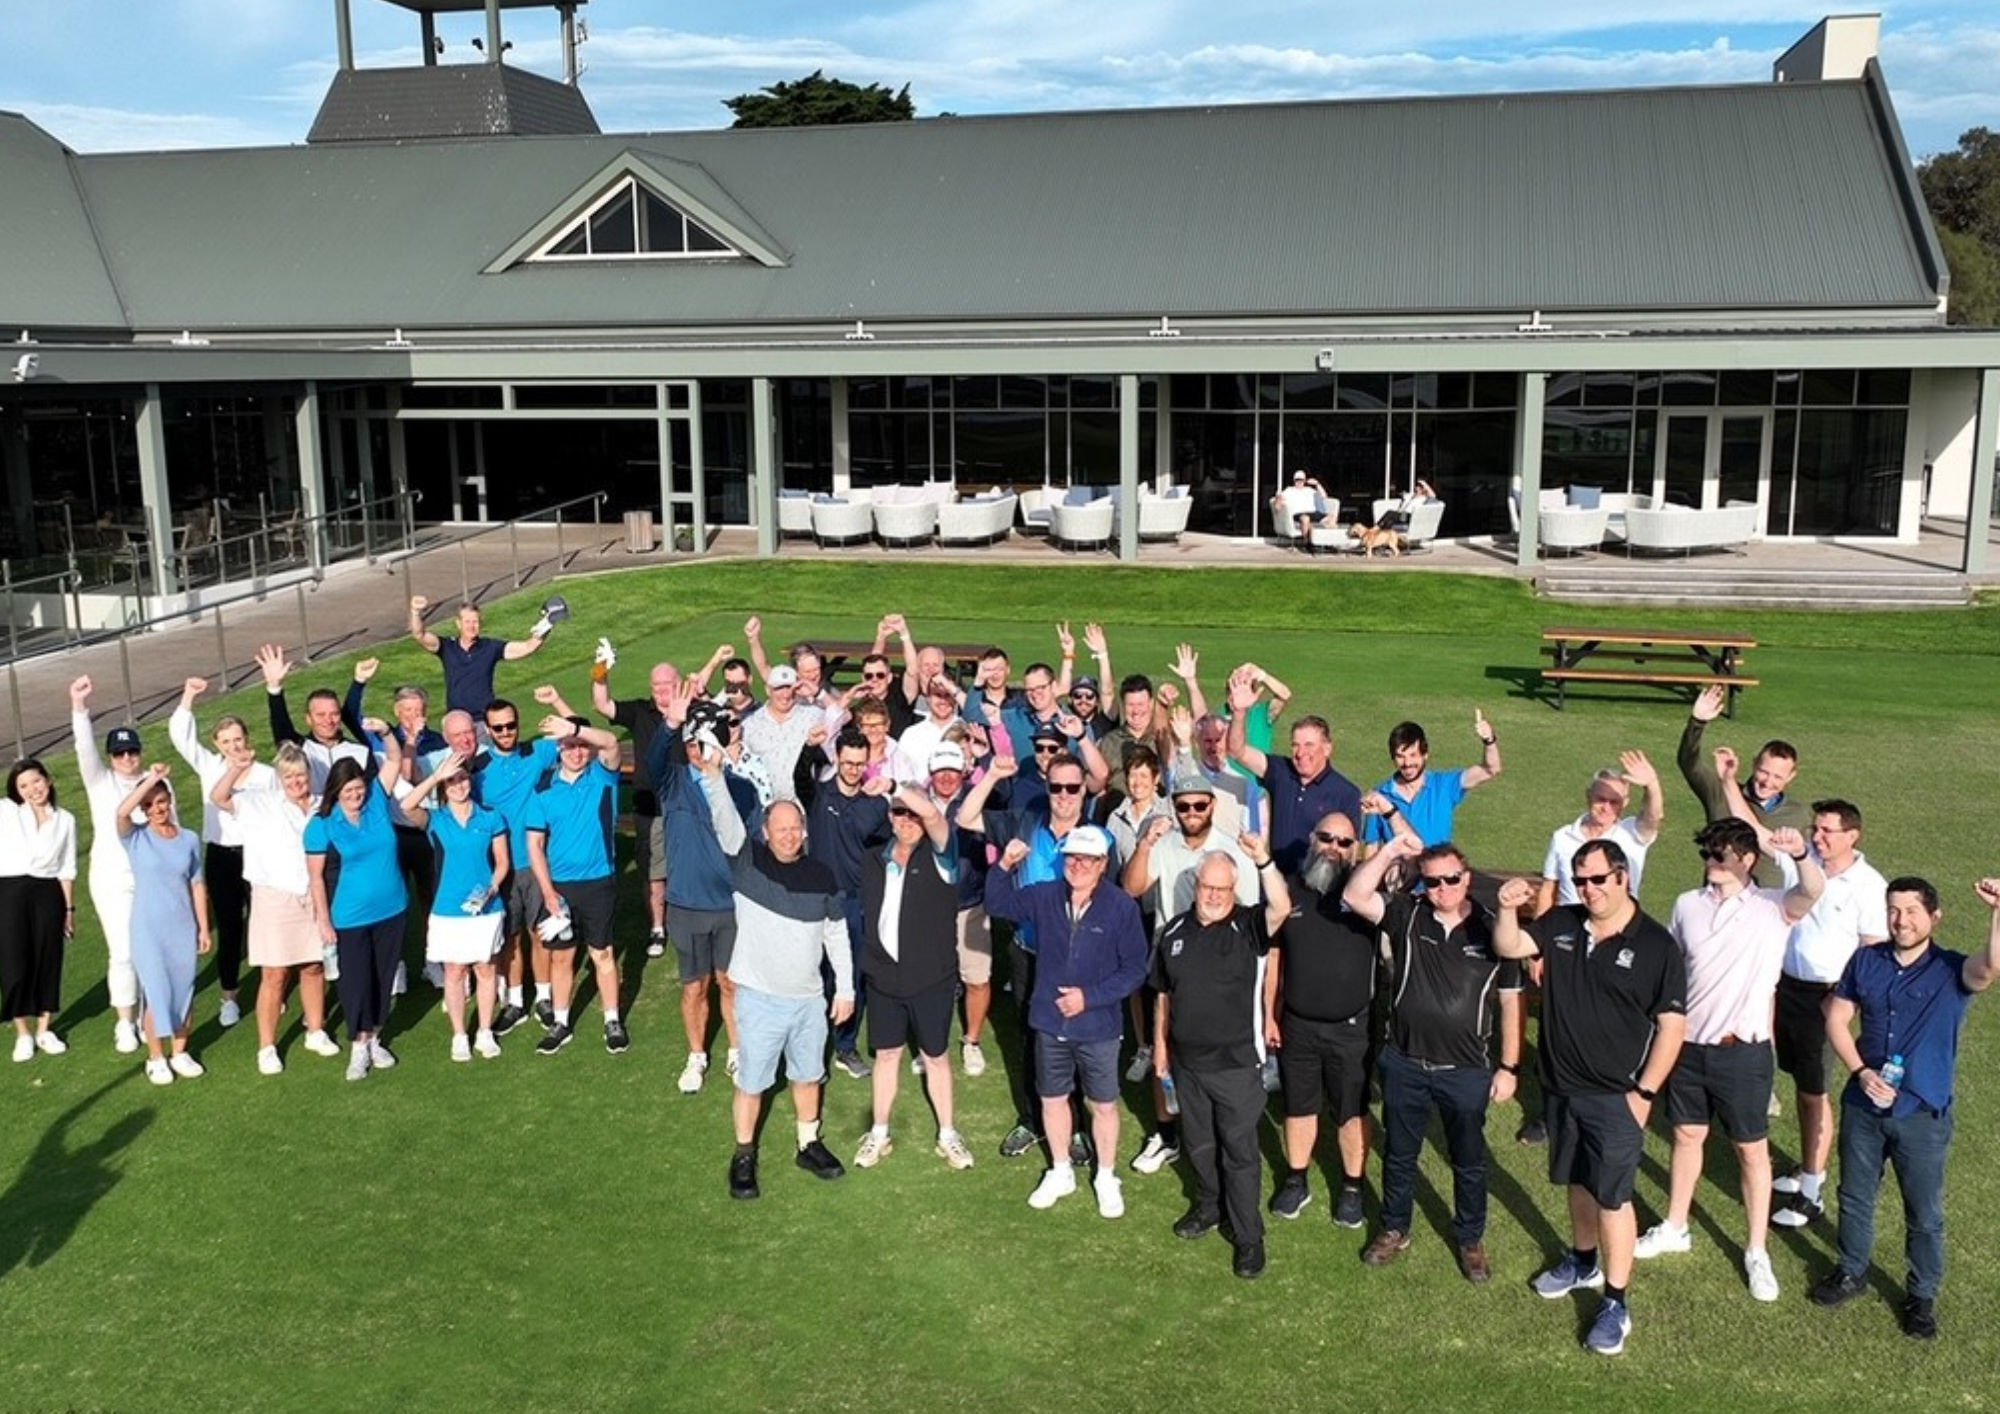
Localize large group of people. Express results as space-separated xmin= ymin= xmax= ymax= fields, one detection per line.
xmin=5 ymin=598 xmax=1995 ymax=1355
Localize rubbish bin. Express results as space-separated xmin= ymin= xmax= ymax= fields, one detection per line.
xmin=622 ymin=510 xmax=655 ymax=553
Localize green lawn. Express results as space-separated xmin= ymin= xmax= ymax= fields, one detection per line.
xmin=4 ymin=563 xmax=1997 ymax=1413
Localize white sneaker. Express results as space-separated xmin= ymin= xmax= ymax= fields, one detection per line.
xmin=345 ymin=1048 xmax=371 ymax=1082
xmin=369 ymin=1038 xmax=398 ymax=1070
xmin=1093 ymin=1170 xmax=1125 ymax=1219
xmin=1772 ymin=1171 xmax=1804 ymax=1196
xmin=450 ymin=1034 xmax=473 ymax=1063
xmin=855 ymin=1130 xmax=894 ymax=1169
xmin=1125 ymin=1045 xmax=1153 ymax=1084
xmin=218 ymin=997 xmax=242 ymax=1027
xmin=1130 ymin=1132 xmax=1180 ymax=1174
xmin=1633 ymin=1221 xmax=1692 ymax=1259
xmin=936 ymin=1131 xmax=976 ymax=1170
xmin=303 ymin=1029 xmax=341 ymax=1057
xmin=646 ymin=930 xmax=667 ymax=958
xmin=1745 ymin=1248 xmax=1780 ymax=1302
xmin=961 ymin=1040 xmax=987 ymax=1076
xmin=911 ymin=1053 xmax=925 ymax=1075
xmin=113 ymin=1019 xmax=140 ymax=1054
xmin=12 ymin=1034 xmax=33 ymax=1063
xmin=256 ymin=1046 xmax=283 ymax=1076
xmin=168 ymin=1051 xmax=205 ymax=1079
xmin=678 ymin=1052 xmax=708 ymax=1095
xmin=145 ymin=1057 xmax=174 ymax=1086
xmin=35 ymin=1031 xmax=67 ymax=1056
xmin=725 ymin=1047 xmax=741 ymax=1079
xmin=474 ymin=1030 xmax=502 ymax=1059
xmin=1028 ymin=1165 xmax=1078 ymax=1210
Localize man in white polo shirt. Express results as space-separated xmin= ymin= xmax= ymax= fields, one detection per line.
xmin=1635 ymin=817 xmax=1822 ymax=1301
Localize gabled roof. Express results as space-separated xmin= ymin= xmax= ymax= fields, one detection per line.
xmin=307 ymin=64 xmax=599 ymax=143
xmin=0 ymin=72 xmax=1947 ymax=339
xmin=0 ymin=115 xmax=128 ymax=331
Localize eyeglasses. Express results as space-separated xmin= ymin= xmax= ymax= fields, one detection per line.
xmin=487 ymin=720 xmax=519 ymax=733
xmin=1173 ymin=799 xmax=1212 ymax=814
xmin=1698 ymin=847 xmax=1734 ymax=863
xmin=1421 ymin=871 xmax=1467 ymax=887
xmin=1070 ymin=691 xmax=1097 ymax=700
xmin=725 ymin=682 xmax=752 ymax=695
xmin=1313 ymin=831 xmax=1356 ymax=846
xmin=1572 ymin=870 xmax=1620 ymax=888
xmin=1047 ymin=781 xmax=1084 ymax=795
xmin=861 ymin=670 xmax=891 ymax=681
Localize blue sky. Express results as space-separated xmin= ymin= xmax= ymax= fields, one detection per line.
xmin=1 ymin=1 xmax=1993 ymax=157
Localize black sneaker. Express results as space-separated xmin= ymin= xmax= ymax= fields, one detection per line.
xmin=1902 ymin=1295 xmax=1938 ymax=1340
xmin=729 ymin=1150 xmax=759 ymax=1200
xmin=646 ymin=929 xmax=668 ymax=959
xmin=1517 ymin=1117 xmax=1548 ymax=1146
xmin=1068 ymin=1133 xmax=1092 ymax=1167
xmin=491 ymin=1002 xmax=528 ymax=1037
xmin=796 ymin=1140 xmax=846 ymax=1181
xmin=1334 ymin=1183 xmax=1366 ymax=1230
xmin=533 ymin=999 xmax=557 ymax=1032
xmin=535 ymin=1023 xmax=574 ymax=1056
xmin=1173 ymin=1208 xmax=1221 ymax=1241
xmin=1233 ymin=1242 xmax=1267 ymax=1280
xmin=999 ymin=1124 xmax=1041 ymax=1159
xmin=1270 ymin=1174 xmax=1311 ymax=1219
xmin=1809 ymin=1269 xmax=1869 ymax=1307
xmin=604 ymin=1019 xmax=631 ymax=1054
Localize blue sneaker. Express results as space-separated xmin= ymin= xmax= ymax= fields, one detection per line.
xmin=1585 ymin=1298 xmax=1631 ymax=1356
xmin=1531 ymin=1254 xmax=1606 ymax=1299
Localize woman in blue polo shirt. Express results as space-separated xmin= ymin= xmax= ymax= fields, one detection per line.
xmin=305 ymin=730 xmax=409 ymax=1082
xmin=403 ymin=752 xmax=510 ymax=1061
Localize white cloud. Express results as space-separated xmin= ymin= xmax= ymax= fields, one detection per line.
xmin=5 ymin=101 xmax=297 ymax=152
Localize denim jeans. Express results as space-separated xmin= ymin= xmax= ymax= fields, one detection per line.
xmin=1378 ymin=1043 xmax=1492 ymax=1245
xmin=1835 ymin=1098 xmax=1954 ymax=1299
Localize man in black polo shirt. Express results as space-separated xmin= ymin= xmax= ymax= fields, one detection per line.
xmin=1344 ymin=836 xmax=1521 ymax=1283
xmin=1496 ymin=841 xmax=1686 ymax=1358
xmin=1266 ymin=809 xmax=1409 ymax=1229
xmin=1153 ymin=845 xmax=1294 ymax=1279
xmin=1224 ymin=666 xmax=1362 ymax=875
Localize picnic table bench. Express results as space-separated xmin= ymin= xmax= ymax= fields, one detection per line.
xmin=1540 ymin=625 xmax=1759 ymax=716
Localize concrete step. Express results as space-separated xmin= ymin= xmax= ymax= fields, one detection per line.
xmin=1537 ymin=562 xmax=1972 ymax=609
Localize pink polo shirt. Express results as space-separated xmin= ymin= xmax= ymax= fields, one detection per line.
xmin=1667 ymin=883 xmax=1791 ymax=1045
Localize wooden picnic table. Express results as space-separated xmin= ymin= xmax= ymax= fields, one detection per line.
xmin=1540 ymin=625 xmax=1759 ymax=716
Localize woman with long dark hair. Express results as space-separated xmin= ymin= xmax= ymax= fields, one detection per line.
xmin=304 ymin=727 xmax=409 ymax=1081
xmin=1 ymin=760 xmax=78 ymax=1062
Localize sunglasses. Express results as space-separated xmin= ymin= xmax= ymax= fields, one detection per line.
xmin=111 ymin=748 xmax=142 ymax=757
xmin=1698 ymin=847 xmax=1735 ymax=863
xmin=1421 ymin=871 xmax=1467 ymax=887
xmin=888 ymin=805 xmax=919 ymax=819
xmin=1173 ymin=799 xmax=1212 ymax=814
xmin=1047 ymin=782 xmax=1085 ymax=795
xmin=1070 ymin=691 xmax=1097 ymax=700
xmin=1572 ymin=870 xmax=1620 ymax=888
xmin=487 ymin=720 xmax=520 ymax=732
xmin=725 ymin=682 xmax=752 ymax=695
xmin=1313 ymin=831 xmax=1357 ymax=846
xmin=1032 ymin=743 xmax=1062 ymax=754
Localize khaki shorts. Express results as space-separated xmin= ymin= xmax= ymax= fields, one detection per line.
xmin=955 ymin=904 xmax=994 ymax=986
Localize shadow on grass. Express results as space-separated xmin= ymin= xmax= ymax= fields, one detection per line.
xmin=0 ymin=1076 xmax=154 ymax=1277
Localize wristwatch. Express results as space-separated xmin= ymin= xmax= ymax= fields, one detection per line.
xmin=1634 ymin=1083 xmax=1658 ymax=1102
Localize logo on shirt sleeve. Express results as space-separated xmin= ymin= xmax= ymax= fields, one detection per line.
xmin=1615 ymin=948 xmax=1635 ymax=970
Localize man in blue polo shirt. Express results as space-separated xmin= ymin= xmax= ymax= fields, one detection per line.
xmin=409 ymin=596 xmax=553 ymax=716
xmin=1224 ymin=666 xmax=1361 ymax=876
xmin=1361 ymin=713 xmax=1502 ymax=849
xmin=523 ymin=711 xmax=626 ymax=1056
xmin=1807 ymin=876 xmax=1999 ymax=1340
xmin=477 ymin=697 xmax=560 ymax=1036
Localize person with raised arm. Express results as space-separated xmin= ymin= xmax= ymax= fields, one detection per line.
xmin=1225 ymin=665 xmax=1361 ymax=876
xmin=170 ymin=675 xmax=274 ymax=1029
xmin=402 ymin=750 xmax=511 ymax=1060
xmin=408 ymin=595 xmax=553 ymax=716
xmin=69 ymin=674 xmax=150 ymax=1052
xmin=114 ymin=764 xmax=209 ymax=1085
xmin=0 ymin=760 xmax=78 ymax=1062
xmin=256 ymin=642 xmax=371 ymax=795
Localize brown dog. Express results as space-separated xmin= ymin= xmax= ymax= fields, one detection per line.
xmin=1348 ymin=522 xmax=1406 ymax=558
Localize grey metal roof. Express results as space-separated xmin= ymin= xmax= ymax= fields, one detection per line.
xmin=0 ymin=74 xmax=1945 ymax=339
xmin=307 ymin=64 xmax=599 ymax=143
xmin=0 ymin=115 xmax=128 ymax=330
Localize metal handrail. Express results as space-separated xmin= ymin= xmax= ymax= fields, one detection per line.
xmin=398 ymin=491 xmax=608 ymax=603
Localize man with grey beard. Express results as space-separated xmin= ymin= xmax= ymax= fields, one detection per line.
xmin=1266 ymin=807 xmax=1416 ymax=1227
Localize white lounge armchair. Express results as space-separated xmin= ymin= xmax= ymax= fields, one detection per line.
xmin=1017 ymin=487 xmax=1056 ymax=535
xmin=871 ymin=497 xmax=938 ymax=547
xmin=938 ymin=493 xmax=1017 ymax=545
xmin=1402 ymin=499 xmax=1445 ymax=548
xmin=1539 ymin=504 xmax=1611 ymax=555
xmin=1272 ymin=487 xmax=1324 ymax=547
xmin=1049 ymin=497 xmax=1114 ymax=552
xmin=1135 ymin=488 xmax=1193 ymax=542
xmin=777 ymin=490 xmax=814 ymax=538
xmin=808 ymin=497 xmax=873 ymax=547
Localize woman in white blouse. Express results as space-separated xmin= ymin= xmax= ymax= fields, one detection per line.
xmin=1 ymin=760 xmax=78 ymax=1062
xmin=211 ymin=743 xmax=340 ymax=1074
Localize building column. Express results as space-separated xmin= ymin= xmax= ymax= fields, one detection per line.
xmin=1118 ymin=373 xmax=1140 ymax=562
xmin=296 ymin=381 xmax=328 ymax=570
xmin=751 ymin=377 xmax=777 ymax=556
xmin=135 ymin=384 xmax=177 ymax=595
xmin=386 ymin=385 xmax=410 ymax=524
xmin=830 ymin=376 xmax=851 ymax=493
xmin=1965 ymin=367 xmax=1999 ymax=575
xmin=1513 ymin=372 xmax=1547 ymax=569
xmin=688 ymin=383 xmax=708 ymax=551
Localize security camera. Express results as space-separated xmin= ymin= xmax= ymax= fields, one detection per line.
xmin=11 ymin=353 xmax=37 ymax=382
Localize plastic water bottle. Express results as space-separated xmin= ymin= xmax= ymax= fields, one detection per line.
xmin=461 ymin=885 xmax=491 ymax=916
xmin=1161 ymin=1071 xmax=1180 ymax=1116
xmin=1876 ymin=1053 xmax=1905 ymax=1108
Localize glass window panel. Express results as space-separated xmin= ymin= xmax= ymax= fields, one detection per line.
xmin=953 ymin=376 xmax=999 ymax=410
xmin=895 ymin=375 xmax=934 ymax=407
xmin=1282 ymin=372 xmax=1336 ymax=409
xmin=1634 ymin=373 xmax=1663 ymax=406
xmin=1434 ymin=372 xmax=1471 ymax=409
xmin=1411 ymin=410 xmax=1516 ymax=536
xmin=1719 ymin=371 xmax=1772 ymax=407
xmin=588 ymin=191 xmax=637 ymax=255
xmin=546 ymin=224 xmax=589 ymax=257
xmin=1660 ymin=372 xmax=1717 ymax=406
xmin=1581 ymin=372 xmax=1635 ymax=408
xmin=1001 ymin=376 xmax=1047 ymax=410
xmin=1392 ymin=374 xmax=1438 ymax=409
xmin=1169 ymin=374 xmax=1207 ymax=410
xmin=1069 ymin=412 xmax=1120 ymax=486
xmin=1801 ymin=369 xmax=1856 ymax=405
xmin=1791 ymin=409 xmax=1903 ymax=535
xmin=1210 ymin=375 xmax=1258 ymax=412
xmin=1280 ymin=412 xmax=1389 ymax=512
xmin=1773 ymin=371 xmax=1802 ymax=406
xmin=1857 ymin=369 xmax=1911 ymax=405
xmin=1070 ymin=375 xmax=1114 ymax=409
xmin=1174 ymin=411 xmax=1257 ymax=535
xmin=848 ymin=378 xmax=887 ymax=410
xmin=684 ymin=221 xmax=730 ymax=253
xmin=1547 ymin=373 xmax=1585 ymax=407
xmin=1767 ymin=409 xmax=1798 ymax=535
xmin=1472 ymin=373 xmax=1518 ymax=409
xmin=1542 ymin=408 xmax=1636 ymax=494
xmin=1337 ymin=373 xmax=1389 ymax=410
xmin=953 ymin=411 xmax=1045 ymax=485
xmin=1258 ymin=373 xmax=1283 ymax=409
xmin=639 ymin=191 xmax=686 ymax=253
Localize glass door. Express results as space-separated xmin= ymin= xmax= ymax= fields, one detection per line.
xmin=1716 ymin=414 xmax=1767 ymax=510
xmin=1660 ymin=414 xmax=1707 ymax=507
xmin=1654 ymin=409 xmax=1770 ymax=514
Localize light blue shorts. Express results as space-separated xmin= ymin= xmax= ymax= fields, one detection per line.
xmin=733 ymin=986 xmax=829 ymax=1093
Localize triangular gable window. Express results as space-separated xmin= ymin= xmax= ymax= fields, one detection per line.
xmin=530 ymin=176 xmax=739 ymax=261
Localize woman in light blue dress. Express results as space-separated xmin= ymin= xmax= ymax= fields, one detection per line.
xmin=114 ymin=764 xmax=210 ymax=1085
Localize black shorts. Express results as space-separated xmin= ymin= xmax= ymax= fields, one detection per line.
xmin=1663 ymin=1039 xmax=1773 ymax=1142
xmin=1546 ymin=1089 xmax=1645 ymax=1210
xmin=668 ymin=905 xmax=736 ymax=982
xmin=868 ymin=979 xmax=957 ymax=1058
xmin=1774 ymin=975 xmax=1837 ymax=1095
xmin=504 ymin=870 xmax=541 ymax=935
xmin=1279 ymin=1011 xmax=1370 ymax=1123
xmin=1037 ymin=1036 xmax=1122 ymax=1105
xmin=547 ymin=876 xmax=617 ymax=951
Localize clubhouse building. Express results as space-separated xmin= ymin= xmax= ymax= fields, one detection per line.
xmin=3 ymin=3 xmax=1998 ymax=597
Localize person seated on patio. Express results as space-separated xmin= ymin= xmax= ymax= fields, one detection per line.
xmin=1284 ymin=471 xmax=1336 ymax=537
xmin=1375 ymin=480 xmax=1437 ymax=531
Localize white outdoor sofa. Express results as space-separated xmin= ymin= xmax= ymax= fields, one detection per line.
xmin=937 ymin=492 xmax=1017 ymax=545
xmin=1622 ymin=497 xmax=1760 ymax=555
xmin=808 ymin=496 xmax=874 ymax=547
xmin=1112 ymin=487 xmax=1194 ymax=543
xmin=1539 ymin=503 xmax=1612 ymax=554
